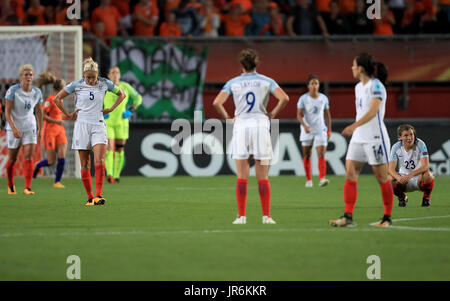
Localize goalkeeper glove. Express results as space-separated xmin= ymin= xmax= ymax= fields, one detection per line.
xmin=104 ymin=114 xmax=109 ymax=119
xmin=122 ymin=110 xmax=132 ymax=119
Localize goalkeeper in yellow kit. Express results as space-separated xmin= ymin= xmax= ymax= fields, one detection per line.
xmin=104 ymin=67 xmax=142 ymax=183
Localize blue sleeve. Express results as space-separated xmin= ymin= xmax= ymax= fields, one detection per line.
xmin=221 ymin=80 xmax=232 ymax=95
xmin=297 ymin=95 xmax=305 ymax=109
xmin=324 ymin=94 xmax=330 ymax=110
xmin=370 ymin=79 xmax=383 ymax=99
xmin=389 ymin=142 xmax=400 ymax=162
xmin=417 ymin=140 xmax=429 ymax=158
xmin=4 ymin=85 xmax=19 ymax=101
xmin=105 ymin=79 xmax=117 ymax=92
xmin=268 ymin=78 xmax=280 ymax=93
xmin=35 ymin=87 xmax=43 ymax=103
xmin=64 ymin=80 xmax=78 ymax=94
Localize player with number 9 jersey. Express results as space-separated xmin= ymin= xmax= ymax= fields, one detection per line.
xmin=213 ymin=49 xmax=289 ymax=225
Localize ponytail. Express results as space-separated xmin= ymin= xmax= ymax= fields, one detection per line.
xmin=374 ymin=61 xmax=388 ymax=85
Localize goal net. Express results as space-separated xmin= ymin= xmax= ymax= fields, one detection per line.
xmin=0 ymin=26 xmax=82 ymax=178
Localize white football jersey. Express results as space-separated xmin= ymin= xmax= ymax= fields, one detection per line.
xmin=221 ymin=72 xmax=279 ymax=120
xmin=4 ymin=84 xmax=43 ymax=132
xmin=389 ymin=138 xmax=429 ymax=175
xmin=64 ymin=77 xmax=118 ymax=125
xmin=351 ymin=78 xmax=389 ymax=149
xmin=297 ymin=92 xmax=329 ymax=134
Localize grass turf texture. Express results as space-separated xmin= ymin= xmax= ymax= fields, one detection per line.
xmin=1 ymin=175 xmax=449 ymax=281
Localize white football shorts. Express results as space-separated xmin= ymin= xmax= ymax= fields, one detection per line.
xmin=346 ymin=140 xmax=391 ymax=165
xmin=7 ymin=128 xmax=37 ymax=149
xmin=399 ymin=173 xmax=420 ymax=192
xmin=300 ymin=129 xmax=328 ymax=147
xmin=72 ymin=120 xmax=107 ymax=150
xmin=231 ymin=117 xmax=272 ymax=161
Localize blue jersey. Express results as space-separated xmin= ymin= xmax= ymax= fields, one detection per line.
xmin=4 ymin=84 xmax=43 ymax=132
xmin=64 ymin=77 xmax=118 ymax=125
xmin=389 ymin=138 xmax=429 ymax=175
xmin=221 ymin=72 xmax=279 ymax=120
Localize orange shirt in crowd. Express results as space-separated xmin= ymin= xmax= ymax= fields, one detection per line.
xmin=26 ymin=4 xmax=46 ymax=25
xmin=316 ymin=0 xmax=332 ymax=13
xmin=159 ymin=22 xmax=182 ymax=36
xmin=133 ymin=2 xmax=159 ymax=36
xmin=221 ymin=14 xmax=251 ymax=36
xmin=374 ymin=11 xmax=395 ymax=35
xmin=91 ymin=5 xmax=121 ymax=37
xmin=55 ymin=7 xmax=68 ymax=25
xmin=440 ymin=0 xmax=450 ymax=5
xmin=339 ymin=0 xmax=355 ymax=15
xmin=11 ymin=0 xmax=25 ymax=22
xmin=165 ymin=0 xmax=181 ymax=17
xmin=112 ymin=0 xmax=130 ymax=17
xmin=230 ymin=0 xmax=253 ymax=12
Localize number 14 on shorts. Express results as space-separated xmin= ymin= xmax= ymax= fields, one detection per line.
xmin=372 ymin=145 xmax=383 ymax=159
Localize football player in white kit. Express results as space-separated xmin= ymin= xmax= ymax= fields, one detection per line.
xmin=297 ymin=74 xmax=332 ymax=188
xmin=53 ymin=58 xmax=125 ymax=206
xmin=213 ymin=49 xmax=289 ymax=225
xmin=329 ymin=53 xmax=394 ymax=227
xmin=389 ymin=124 xmax=435 ymax=207
xmin=4 ymin=64 xmax=43 ymax=195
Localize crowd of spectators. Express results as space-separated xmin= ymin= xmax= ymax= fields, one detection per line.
xmin=1 ymin=0 xmax=449 ymax=43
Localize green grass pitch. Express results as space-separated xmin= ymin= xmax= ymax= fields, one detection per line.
xmin=0 ymin=175 xmax=449 ymax=281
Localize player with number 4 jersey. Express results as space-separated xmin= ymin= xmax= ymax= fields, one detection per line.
xmin=389 ymin=124 xmax=435 ymax=207
xmin=329 ymin=53 xmax=394 ymax=228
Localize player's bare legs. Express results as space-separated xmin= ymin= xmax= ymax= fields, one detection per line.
xmin=316 ymin=145 xmax=329 ymax=187
xmin=106 ymin=138 xmax=115 ymax=183
xmin=302 ymin=145 xmax=313 ymax=187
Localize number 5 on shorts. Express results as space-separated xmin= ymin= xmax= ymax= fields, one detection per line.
xmin=246 ymin=92 xmax=255 ymax=113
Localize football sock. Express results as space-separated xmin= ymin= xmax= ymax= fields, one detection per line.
xmin=81 ymin=169 xmax=94 ymax=199
xmin=318 ymin=157 xmax=326 ymax=179
xmin=236 ymin=178 xmax=248 ymax=217
xmin=113 ymin=151 xmax=124 ymax=179
xmin=24 ymin=160 xmax=33 ymax=189
xmin=393 ymin=183 xmax=406 ymax=199
xmin=105 ymin=150 xmax=113 ymax=177
xmin=303 ymin=158 xmax=312 ymax=181
xmin=6 ymin=160 xmax=15 ymax=188
xmin=55 ymin=158 xmax=65 ymax=183
xmin=420 ymin=178 xmax=434 ymax=199
xmin=344 ymin=180 xmax=358 ymax=214
xmin=380 ymin=180 xmax=394 ymax=216
xmin=258 ymin=179 xmax=271 ymax=217
xmin=36 ymin=159 xmax=50 ymax=169
xmin=95 ymin=165 xmax=105 ymax=197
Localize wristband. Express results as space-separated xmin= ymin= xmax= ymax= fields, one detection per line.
xmin=327 ymin=130 xmax=332 ymax=136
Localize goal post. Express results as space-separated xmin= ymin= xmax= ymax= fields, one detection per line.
xmin=0 ymin=25 xmax=83 ymax=178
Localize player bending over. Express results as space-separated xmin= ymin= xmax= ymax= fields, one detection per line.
xmin=389 ymin=124 xmax=435 ymax=207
